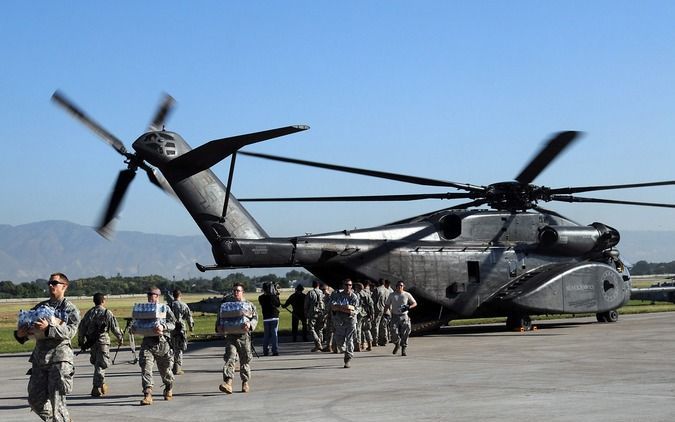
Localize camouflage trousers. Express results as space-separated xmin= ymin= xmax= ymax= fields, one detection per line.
xmin=360 ymin=316 xmax=373 ymax=345
xmin=89 ymin=342 xmax=110 ymax=388
xmin=223 ymin=333 xmax=252 ymax=382
xmin=390 ymin=313 xmax=412 ymax=348
xmin=171 ymin=333 xmax=188 ymax=369
xmin=378 ymin=313 xmax=392 ymax=345
xmin=333 ymin=314 xmax=357 ymax=360
xmin=139 ymin=336 xmax=174 ymax=392
xmin=307 ymin=312 xmax=325 ymax=346
xmin=27 ymin=360 xmax=74 ymax=422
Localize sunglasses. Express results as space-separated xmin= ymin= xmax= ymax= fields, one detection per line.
xmin=48 ymin=280 xmax=64 ymax=286
xmin=344 ymin=284 xmax=352 ymax=287
xmin=233 ymin=289 xmax=244 ymax=293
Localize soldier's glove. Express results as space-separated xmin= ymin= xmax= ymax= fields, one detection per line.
xmin=399 ymin=304 xmax=410 ymax=313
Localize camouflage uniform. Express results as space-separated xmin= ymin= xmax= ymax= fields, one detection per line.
xmin=374 ymin=284 xmax=392 ymax=345
xmin=330 ymin=290 xmax=359 ymax=362
xmin=357 ymin=286 xmax=374 ymax=350
xmin=78 ymin=305 xmax=123 ymax=393
xmin=222 ymin=300 xmax=258 ymax=384
xmin=136 ymin=306 xmax=176 ymax=394
xmin=304 ymin=286 xmax=325 ymax=351
xmin=170 ymin=299 xmax=194 ymax=374
xmin=385 ymin=290 xmax=417 ymax=353
xmin=15 ymin=297 xmax=80 ymax=422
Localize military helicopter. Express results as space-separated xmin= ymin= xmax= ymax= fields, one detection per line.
xmin=52 ymin=91 xmax=675 ymax=331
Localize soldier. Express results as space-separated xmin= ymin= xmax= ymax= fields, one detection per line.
xmin=377 ymin=279 xmax=394 ymax=346
xmin=219 ymin=282 xmax=258 ymax=394
xmin=78 ymin=292 xmax=123 ymax=397
xmin=330 ymin=279 xmax=360 ymax=368
xmin=321 ymin=284 xmax=336 ymax=353
xmin=304 ymin=280 xmax=326 ymax=352
xmin=133 ymin=286 xmax=176 ymax=405
xmin=355 ymin=281 xmax=374 ymax=351
xmin=14 ymin=272 xmax=80 ymax=422
xmin=170 ymin=288 xmax=194 ymax=375
xmin=384 ymin=280 xmax=418 ymax=356
xmin=282 ymin=284 xmax=308 ymax=342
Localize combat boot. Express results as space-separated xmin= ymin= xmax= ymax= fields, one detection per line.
xmin=242 ymin=381 xmax=250 ymax=393
xmin=174 ymin=365 xmax=185 ymax=375
xmin=101 ymin=383 xmax=108 ymax=395
xmin=401 ymin=347 xmax=407 ymax=356
xmin=163 ymin=385 xmax=173 ymax=400
xmin=90 ymin=386 xmax=102 ymax=397
xmin=355 ymin=342 xmax=361 ymax=352
xmin=140 ymin=388 xmax=153 ymax=406
xmin=343 ymin=357 xmax=351 ymax=368
xmin=311 ymin=341 xmax=322 ymax=352
xmin=219 ymin=379 xmax=233 ymax=394
xmin=392 ymin=344 xmax=400 ymax=355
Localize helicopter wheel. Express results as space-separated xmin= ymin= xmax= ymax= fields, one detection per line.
xmin=506 ymin=314 xmax=532 ymax=331
xmin=596 ymin=310 xmax=619 ymax=323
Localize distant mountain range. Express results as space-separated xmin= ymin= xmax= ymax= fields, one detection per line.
xmin=0 ymin=220 xmax=673 ymax=282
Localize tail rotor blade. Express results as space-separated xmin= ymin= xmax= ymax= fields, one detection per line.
xmin=148 ymin=93 xmax=175 ymax=132
xmin=51 ymin=90 xmax=128 ymax=156
xmin=97 ymin=169 xmax=136 ymax=239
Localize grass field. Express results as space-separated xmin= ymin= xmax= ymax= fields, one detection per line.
xmin=3 ymin=286 xmax=675 ymax=354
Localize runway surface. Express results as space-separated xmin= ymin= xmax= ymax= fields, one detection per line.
xmin=1 ymin=312 xmax=674 ymax=422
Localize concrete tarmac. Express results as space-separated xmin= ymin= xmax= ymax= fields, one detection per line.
xmin=1 ymin=312 xmax=675 ymax=422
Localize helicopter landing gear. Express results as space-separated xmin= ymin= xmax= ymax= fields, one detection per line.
xmin=596 ymin=309 xmax=619 ymax=323
xmin=506 ymin=314 xmax=532 ymax=331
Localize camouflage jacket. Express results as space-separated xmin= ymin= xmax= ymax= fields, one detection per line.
xmin=78 ymin=305 xmax=123 ymax=346
xmin=16 ymin=297 xmax=80 ymax=365
xmin=170 ymin=299 xmax=194 ymax=336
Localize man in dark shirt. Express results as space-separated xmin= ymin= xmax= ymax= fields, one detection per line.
xmin=258 ymin=283 xmax=281 ymax=356
xmin=282 ymin=285 xmax=308 ymax=342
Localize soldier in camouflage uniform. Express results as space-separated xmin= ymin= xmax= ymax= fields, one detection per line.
xmin=78 ymin=292 xmax=123 ymax=397
xmin=355 ymin=281 xmax=374 ymax=351
xmin=385 ymin=280 xmax=418 ymax=356
xmin=14 ymin=272 xmax=80 ymax=422
xmin=170 ymin=289 xmax=194 ymax=375
xmin=304 ymin=280 xmax=325 ymax=352
xmin=330 ymin=279 xmax=360 ymax=368
xmin=219 ymin=283 xmax=258 ymax=394
xmin=133 ymin=286 xmax=176 ymax=405
xmin=375 ymin=279 xmax=393 ymax=346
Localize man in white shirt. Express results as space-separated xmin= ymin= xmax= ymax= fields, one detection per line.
xmin=384 ymin=280 xmax=417 ymax=356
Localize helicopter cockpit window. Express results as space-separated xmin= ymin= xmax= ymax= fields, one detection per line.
xmin=439 ymin=214 xmax=462 ymax=240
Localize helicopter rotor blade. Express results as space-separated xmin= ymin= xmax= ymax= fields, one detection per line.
xmin=51 ymin=90 xmax=128 ymax=156
xmin=515 ymin=131 xmax=580 ymax=184
xmin=549 ymin=195 xmax=675 ymax=209
xmin=148 ymin=93 xmax=175 ymax=132
xmin=549 ymin=180 xmax=675 ymax=195
xmin=239 ymin=192 xmax=475 ymax=202
xmin=97 ymin=169 xmax=137 ymax=239
xmin=239 ymin=151 xmax=485 ymax=192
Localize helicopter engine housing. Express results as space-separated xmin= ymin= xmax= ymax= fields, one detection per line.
xmin=537 ymin=222 xmax=620 ymax=256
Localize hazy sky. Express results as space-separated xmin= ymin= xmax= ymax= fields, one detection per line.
xmin=3 ymin=2 xmax=675 ymax=239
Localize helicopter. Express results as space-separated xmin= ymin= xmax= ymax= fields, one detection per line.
xmin=52 ymin=91 xmax=675 ymax=332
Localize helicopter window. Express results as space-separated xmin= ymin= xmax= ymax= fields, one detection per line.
xmin=439 ymin=214 xmax=462 ymax=240
xmin=166 ymin=150 xmax=176 ymax=155
xmin=165 ymin=142 xmax=175 ymax=148
xmin=467 ymin=261 xmax=480 ymax=283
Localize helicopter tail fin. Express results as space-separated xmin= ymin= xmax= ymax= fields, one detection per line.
xmin=164 ymin=125 xmax=309 ymax=180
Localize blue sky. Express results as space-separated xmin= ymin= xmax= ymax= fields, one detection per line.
xmin=2 ymin=2 xmax=675 ymax=238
